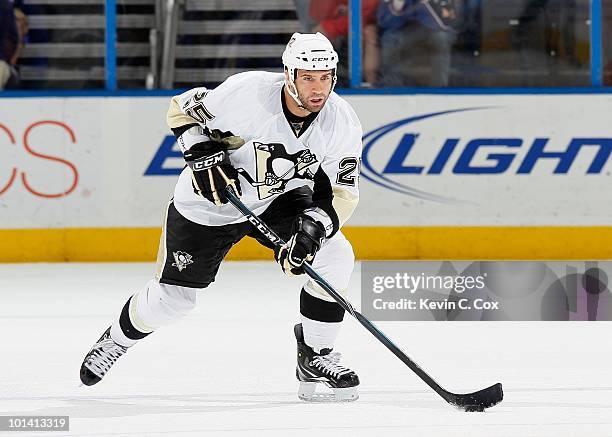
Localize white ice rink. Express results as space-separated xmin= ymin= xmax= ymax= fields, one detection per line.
xmin=1 ymin=261 xmax=611 ymax=437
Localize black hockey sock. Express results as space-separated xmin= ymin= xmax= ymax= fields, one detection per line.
xmin=119 ymin=296 xmax=152 ymax=340
xmin=300 ymin=288 xmax=344 ymax=323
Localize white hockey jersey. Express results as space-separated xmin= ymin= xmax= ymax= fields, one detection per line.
xmin=166 ymin=71 xmax=362 ymax=236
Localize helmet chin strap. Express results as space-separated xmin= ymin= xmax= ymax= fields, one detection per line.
xmin=286 ymin=74 xmax=306 ymax=109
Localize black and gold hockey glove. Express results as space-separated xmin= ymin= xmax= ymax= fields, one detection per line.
xmin=275 ymin=214 xmax=326 ymax=276
xmin=183 ymin=140 xmax=241 ymax=206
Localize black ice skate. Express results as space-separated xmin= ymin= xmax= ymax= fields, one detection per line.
xmin=294 ymin=323 xmax=359 ymax=402
xmin=80 ymin=327 xmax=128 ymax=386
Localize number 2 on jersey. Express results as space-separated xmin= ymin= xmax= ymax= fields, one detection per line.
xmin=336 ymin=157 xmax=360 ymax=186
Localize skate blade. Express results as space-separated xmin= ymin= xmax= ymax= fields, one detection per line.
xmin=298 ymin=382 xmax=359 ymax=403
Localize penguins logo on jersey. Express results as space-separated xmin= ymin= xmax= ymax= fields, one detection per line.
xmin=172 ymin=251 xmax=193 ymax=272
xmin=237 ymin=142 xmax=318 ymax=199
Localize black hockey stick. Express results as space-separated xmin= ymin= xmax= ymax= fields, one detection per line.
xmin=225 ymin=187 xmax=503 ymax=411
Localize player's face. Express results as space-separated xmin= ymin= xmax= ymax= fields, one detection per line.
xmin=294 ymin=69 xmax=333 ymax=113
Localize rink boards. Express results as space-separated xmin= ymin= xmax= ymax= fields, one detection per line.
xmin=1 ymin=93 xmax=611 ymax=261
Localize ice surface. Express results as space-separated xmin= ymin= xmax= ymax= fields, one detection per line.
xmin=1 ymin=262 xmax=611 ymax=436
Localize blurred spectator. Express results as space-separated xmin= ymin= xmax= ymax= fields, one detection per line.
xmin=458 ymin=0 xmax=480 ymax=54
xmin=1 ymin=0 xmax=18 ymax=88
xmin=0 ymin=0 xmax=26 ymax=89
xmin=308 ymin=0 xmax=380 ymax=86
xmin=378 ymin=0 xmax=460 ymax=87
xmin=12 ymin=0 xmax=28 ymax=65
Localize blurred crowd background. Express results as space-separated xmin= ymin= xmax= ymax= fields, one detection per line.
xmin=1 ymin=0 xmax=610 ymax=91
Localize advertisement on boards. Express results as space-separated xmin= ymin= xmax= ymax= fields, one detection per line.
xmin=1 ymin=94 xmax=611 ymax=229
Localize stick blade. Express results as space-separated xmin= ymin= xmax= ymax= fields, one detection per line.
xmin=446 ymin=383 xmax=503 ymax=412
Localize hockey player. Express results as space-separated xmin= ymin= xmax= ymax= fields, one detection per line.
xmin=79 ymin=32 xmax=362 ymax=402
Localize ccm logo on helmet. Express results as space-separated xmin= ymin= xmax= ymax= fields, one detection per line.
xmin=311 ymin=57 xmax=330 ymax=61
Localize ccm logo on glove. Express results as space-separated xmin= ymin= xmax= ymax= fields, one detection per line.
xmin=183 ymin=140 xmax=241 ymax=206
xmin=191 ymin=151 xmax=226 ymax=170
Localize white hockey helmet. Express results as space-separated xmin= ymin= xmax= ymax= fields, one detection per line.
xmin=282 ymin=32 xmax=339 ymax=107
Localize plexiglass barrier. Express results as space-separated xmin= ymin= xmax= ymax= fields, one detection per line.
xmin=0 ymin=0 xmax=606 ymax=91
